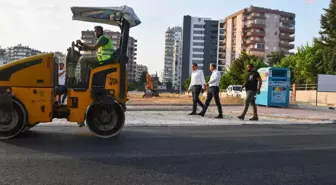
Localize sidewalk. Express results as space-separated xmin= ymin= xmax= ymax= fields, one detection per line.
xmin=37 ymin=104 xmax=336 ymax=127
xmin=126 ymin=104 xmax=336 ymax=122
xmin=42 ymin=109 xmax=332 ymax=127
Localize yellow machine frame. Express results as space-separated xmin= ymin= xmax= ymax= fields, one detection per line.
xmin=0 ymin=5 xmax=140 ymax=139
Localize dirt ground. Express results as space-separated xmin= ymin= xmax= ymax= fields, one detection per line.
xmin=127 ymin=92 xmax=244 ymax=105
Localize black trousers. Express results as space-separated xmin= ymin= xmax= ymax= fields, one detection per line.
xmin=192 ymin=85 xmax=204 ymax=113
xmin=202 ymin=86 xmax=222 ymax=114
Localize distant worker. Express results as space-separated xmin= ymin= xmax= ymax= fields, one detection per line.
xmin=58 ymin=63 xmax=67 ymax=104
xmin=237 ymin=64 xmax=262 ymax=121
xmin=76 ymin=25 xmax=115 ymax=82
xmin=198 ymin=63 xmax=223 ymax=118
xmin=187 ymin=63 xmax=205 ymax=115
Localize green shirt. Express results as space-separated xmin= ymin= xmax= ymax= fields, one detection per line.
xmin=97 ymin=35 xmax=110 ymax=46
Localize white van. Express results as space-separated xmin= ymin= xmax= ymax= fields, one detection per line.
xmin=226 ymin=85 xmax=246 ymax=98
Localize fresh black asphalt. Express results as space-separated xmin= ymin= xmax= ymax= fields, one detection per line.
xmin=1 ymin=124 xmax=336 ymax=185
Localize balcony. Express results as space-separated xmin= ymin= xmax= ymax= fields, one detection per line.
xmin=279 ymin=34 xmax=295 ymax=42
xmin=218 ymin=48 xmax=226 ymax=53
xmin=279 ymin=42 xmax=295 ymax=49
xmin=245 ymin=38 xmax=265 ymax=45
xmin=246 ymin=30 xmax=265 ymax=37
xmin=219 ymin=42 xmax=226 ymax=47
xmin=218 ymin=54 xmax=226 ymax=59
xmin=279 ymin=25 xmax=295 ymax=34
xmin=247 ymin=13 xmax=266 ymax=20
xmin=218 ymin=60 xmax=226 ymax=65
xmin=248 ymin=50 xmax=265 ymax=58
xmin=280 ymin=17 xmax=295 ymax=25
xmin=246 ymin=21 xmax=265 ymax=29
xmin=248 ymin=47 xmax=265 ymax=52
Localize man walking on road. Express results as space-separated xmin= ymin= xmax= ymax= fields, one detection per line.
xmin=198 ymin=63 xmax=223 ymax=118
xmin=187 ymin=63 xmax=205 ymax=115
xmin=238 ymin=63 xmax=262 ymax=121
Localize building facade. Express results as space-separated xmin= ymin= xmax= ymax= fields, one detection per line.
xmin=0 ymin=47 xmax=6 ymax=65
xmin=172 ymin=27 xmax=183 ymax=91
xmin=217 ymin=6 xmax=295 ymax=72
xmin=159 ymin=69 xmax=164 ymax=83
xmin=135 ymin=64 xmax=148 ymax=82
xmin=81 ymin=30 xmax=138 ymax=81
xmin=203 ymin=20 xmax=219 ymax=72
xmin=181 ymin=16 xmax=218 ymax=90
xmin=163 ymin=27 xmax=180 ymax=84
xmin=5 ymin=44 xmax=42 ymax=62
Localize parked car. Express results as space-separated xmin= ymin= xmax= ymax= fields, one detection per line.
xmin=226 ymin=85 xmax=245 ymax=98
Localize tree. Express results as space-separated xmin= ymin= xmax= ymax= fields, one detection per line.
xmin=219 ymin=71 xmax=233 ymax=90
xmin=319 ymin=0 xmax=336 ymax=48
xmin=166 ymin=81 xmax=172 ymax=90
xmin=183 ymin=76 xmax=191 ymax=90
xmin=128 ymin=82 xmax=138 ymax=91
xmin=205 ymin=75 xmax=211 ymax=82
xmin=276 ymin=55 xmax=297 ymax=84
xmin=266 ymin=51 xmax=286 ymax=66
xmin=139 ymin=71 xmax=147 ymax=86
xmin=220 ymin=51 xmax=267 ymax=88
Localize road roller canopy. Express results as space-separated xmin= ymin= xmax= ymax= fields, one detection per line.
xmin=71 ymin=5 xmax=141 ymax=28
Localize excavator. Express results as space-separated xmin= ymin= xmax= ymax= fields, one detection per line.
xmin=0 ymin=5 xmax=141 ymax=139
xmin=143 ymin=72 xmax=159 ymax=98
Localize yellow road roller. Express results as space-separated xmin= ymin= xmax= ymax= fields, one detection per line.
xmin=0 ymin=5 xmax=141 ymax=139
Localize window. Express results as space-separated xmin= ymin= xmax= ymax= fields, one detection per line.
xmin=193 ymin=36 xmax=204 ymax=40
xmin=254 ymin=43 xmax=265 ymax=49
xmin=193 ymin=42 xmax=204 ymax=46
xmin=255 ymin=19 xmax=265 ymax=24
xmin=193 ymin=30 xmax=204 ymax=34
xmin=193 ymin=48 xmax=204 ymax=52
xmin=192 ymin=54 xmax=204 ymax=58
xmin=192 ymin=60 xmax=203 ymax=63
xmin=193 ymin=24 xmax=204 ymax=28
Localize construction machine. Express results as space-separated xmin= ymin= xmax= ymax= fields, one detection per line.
xmin=143 ymin=72 xmax=159 ymax=98
xmin=0 ymin=5 xmax=141 ymax=139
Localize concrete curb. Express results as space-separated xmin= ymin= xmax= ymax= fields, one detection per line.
xmin=228 ymin=111 xmax=335 ymax=122
xmin=127 ymin=104 xmax=242 ymax=107
xmin=37 ymin=121 xmax=334 ymax=127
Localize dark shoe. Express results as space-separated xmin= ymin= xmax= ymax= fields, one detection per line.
xmin=237 ymin=115 xmax=244 ymax=120
xmin=215 ymin=114 xmax=223 ymax=119
xmin=198 ymin=112 xmax=205 ymax=117
xmin=188 ymin=112 xmax=196 ymax=115
xmin=249 ymin=116 xmax=259 ymax=121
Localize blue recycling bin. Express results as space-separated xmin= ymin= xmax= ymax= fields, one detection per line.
xmin=256 ymin=67 xmax=291 ymax=107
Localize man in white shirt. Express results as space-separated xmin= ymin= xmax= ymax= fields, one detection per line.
xmin=58 ymin=63 xmax=67 ymax=104
xmin=187 ymin=63 xmax=205 ymax=115
xmin=198 ymin=63 xmax=223 ymax=118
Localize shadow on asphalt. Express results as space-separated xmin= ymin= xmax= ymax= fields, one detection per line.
xmin=3 ymin=125 xmax=336 ymax=184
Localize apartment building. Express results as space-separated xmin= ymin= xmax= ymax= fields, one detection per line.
xmin=163 ymin=26 xmax=182 ymax=85
xmin=181 ymin=16 xmax=218 ymax=90
xmin=204 ymin=20 xmax=219 ymax=70
xmin=217 ymin=6 xmax=295 ymax=72
xmin=159 ymin=69 xmax=164 ymax=83
xmin=81 ymin=30 xmax=138 ymax=81
xmin=135 ymin=64 xmax=148 ymax=82
xmin=5 ymin=44 xmax=42 ymax=62
xmin=172 ymin=27 xmax=183 ymax=91
xmin=0 ymin=47 xmax=6 ymax=65
xmin=54 ymin=52 xmax=66 ymax=65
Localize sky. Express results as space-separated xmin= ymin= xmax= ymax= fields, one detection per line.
xmin=0 ymin=0 xmax=330 ymax=74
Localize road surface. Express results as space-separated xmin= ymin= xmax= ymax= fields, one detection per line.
xmin=1 ymin=125 xmax=336 ymax=185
